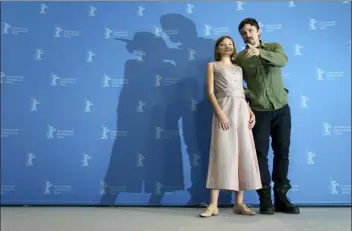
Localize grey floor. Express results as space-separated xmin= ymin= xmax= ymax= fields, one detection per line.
xmin=1 ymin=207 xmax=351 ymax=231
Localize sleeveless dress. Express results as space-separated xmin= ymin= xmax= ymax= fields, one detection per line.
xmin=206 ymin=62 xmax=262 ymax=191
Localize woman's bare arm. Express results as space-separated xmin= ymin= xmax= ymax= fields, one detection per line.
xmin=206 ymin=63 xmax=223 ymax=117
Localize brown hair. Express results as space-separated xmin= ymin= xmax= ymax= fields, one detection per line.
xmin=238 ymin=17 xmax=260 ymax=32
xmin=214 ymin=36 xmax=237 ymax=61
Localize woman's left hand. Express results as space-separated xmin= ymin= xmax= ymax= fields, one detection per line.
xmin=249 ymin=111 xmax=256 ymax=129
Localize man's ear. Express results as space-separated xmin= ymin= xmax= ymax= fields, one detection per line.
xmin=258 ymin=29 xmax=262 ymax=37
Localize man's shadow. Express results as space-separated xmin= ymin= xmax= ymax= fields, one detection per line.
xmin=159 ymin=13 xmax=232 ymax=206
xmin=100 ymin=32 xmax=185 ymax=205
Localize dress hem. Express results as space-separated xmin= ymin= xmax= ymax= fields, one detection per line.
xmin=206 ymin=186 xmax=262 ymax=191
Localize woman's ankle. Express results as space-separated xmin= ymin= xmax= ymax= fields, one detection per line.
xmin=209 ymin=203 xmax=218 ymax=207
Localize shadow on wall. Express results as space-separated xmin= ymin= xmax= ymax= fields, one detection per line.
xmin=99 ymin=13 xmax=233 ymax=206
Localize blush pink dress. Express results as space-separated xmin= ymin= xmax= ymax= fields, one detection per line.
xmin=206 ymin=62 xmax=262 ymax=191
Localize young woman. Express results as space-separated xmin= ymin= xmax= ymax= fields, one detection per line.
xmin=200 ymin=36 xmax=262 ymax=217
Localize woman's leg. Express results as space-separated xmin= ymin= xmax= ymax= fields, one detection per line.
xmin=235 ymin=190 xmax=244 ymax=204
xmin=209 ymin=189 xmax=220 ymax=206
xmin=233 ymin=190 xmax=255 ymax=215
xmin=199 ymin=189 xmax=220 ymax=217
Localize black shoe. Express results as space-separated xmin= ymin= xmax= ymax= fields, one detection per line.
xmin=257 ymin=187 xmax=275 ymax=215
xmin=274 ymin=185 xmax=300 ymax=214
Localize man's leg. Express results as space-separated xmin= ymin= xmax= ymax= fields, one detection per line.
xmin=252 ymin=109 xmax=274 ymax=214
xmin=270 ymin=104 xmax=300 ymax=214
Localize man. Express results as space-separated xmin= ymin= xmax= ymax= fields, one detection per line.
xmin=235 ymin=18 xmax=300 ymax=215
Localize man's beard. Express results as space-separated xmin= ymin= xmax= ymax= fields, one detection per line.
xmin=246 ymin=38 xmax=255 ymax=45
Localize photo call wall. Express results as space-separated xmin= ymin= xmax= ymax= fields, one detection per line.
xmin=1 ymin=1 xmax=351 ymax=206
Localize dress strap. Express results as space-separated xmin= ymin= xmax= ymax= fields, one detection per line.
xmin=211 ymin=62 xmax=217 ymax=71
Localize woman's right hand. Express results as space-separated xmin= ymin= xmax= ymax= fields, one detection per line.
xmin=217 ymin=111 xmax=230 ymax=131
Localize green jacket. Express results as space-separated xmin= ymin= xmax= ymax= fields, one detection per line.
xmin=235 ymin=41 xmax=289 ymax=111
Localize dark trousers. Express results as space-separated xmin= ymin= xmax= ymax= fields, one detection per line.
xmin=252 ymin=104 xmax=291 ymax=189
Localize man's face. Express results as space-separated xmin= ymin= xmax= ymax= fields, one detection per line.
xmin=239 ymin=24 xmax=261 ymax=46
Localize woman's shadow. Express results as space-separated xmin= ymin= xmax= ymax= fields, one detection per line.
xmin=159 ymin=13 xmax=232 ymax=206
xmin=100 ymin=32 xmax=184 ymax=205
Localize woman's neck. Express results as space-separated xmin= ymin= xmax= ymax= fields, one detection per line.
xmin=220 ymin=57 xmax=232 ymax=65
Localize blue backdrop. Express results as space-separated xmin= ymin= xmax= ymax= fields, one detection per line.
xmin=1 ymin=1 xmax=351 ymax=206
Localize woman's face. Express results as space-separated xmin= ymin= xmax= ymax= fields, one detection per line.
xmin=217 ymin=37 xmax=234 ymax=57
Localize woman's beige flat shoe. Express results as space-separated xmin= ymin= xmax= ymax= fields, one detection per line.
xmin=199 ymin=204 xmax=219 ymax=218
xmin=233 ymin=203 xmax=255 ymax=216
